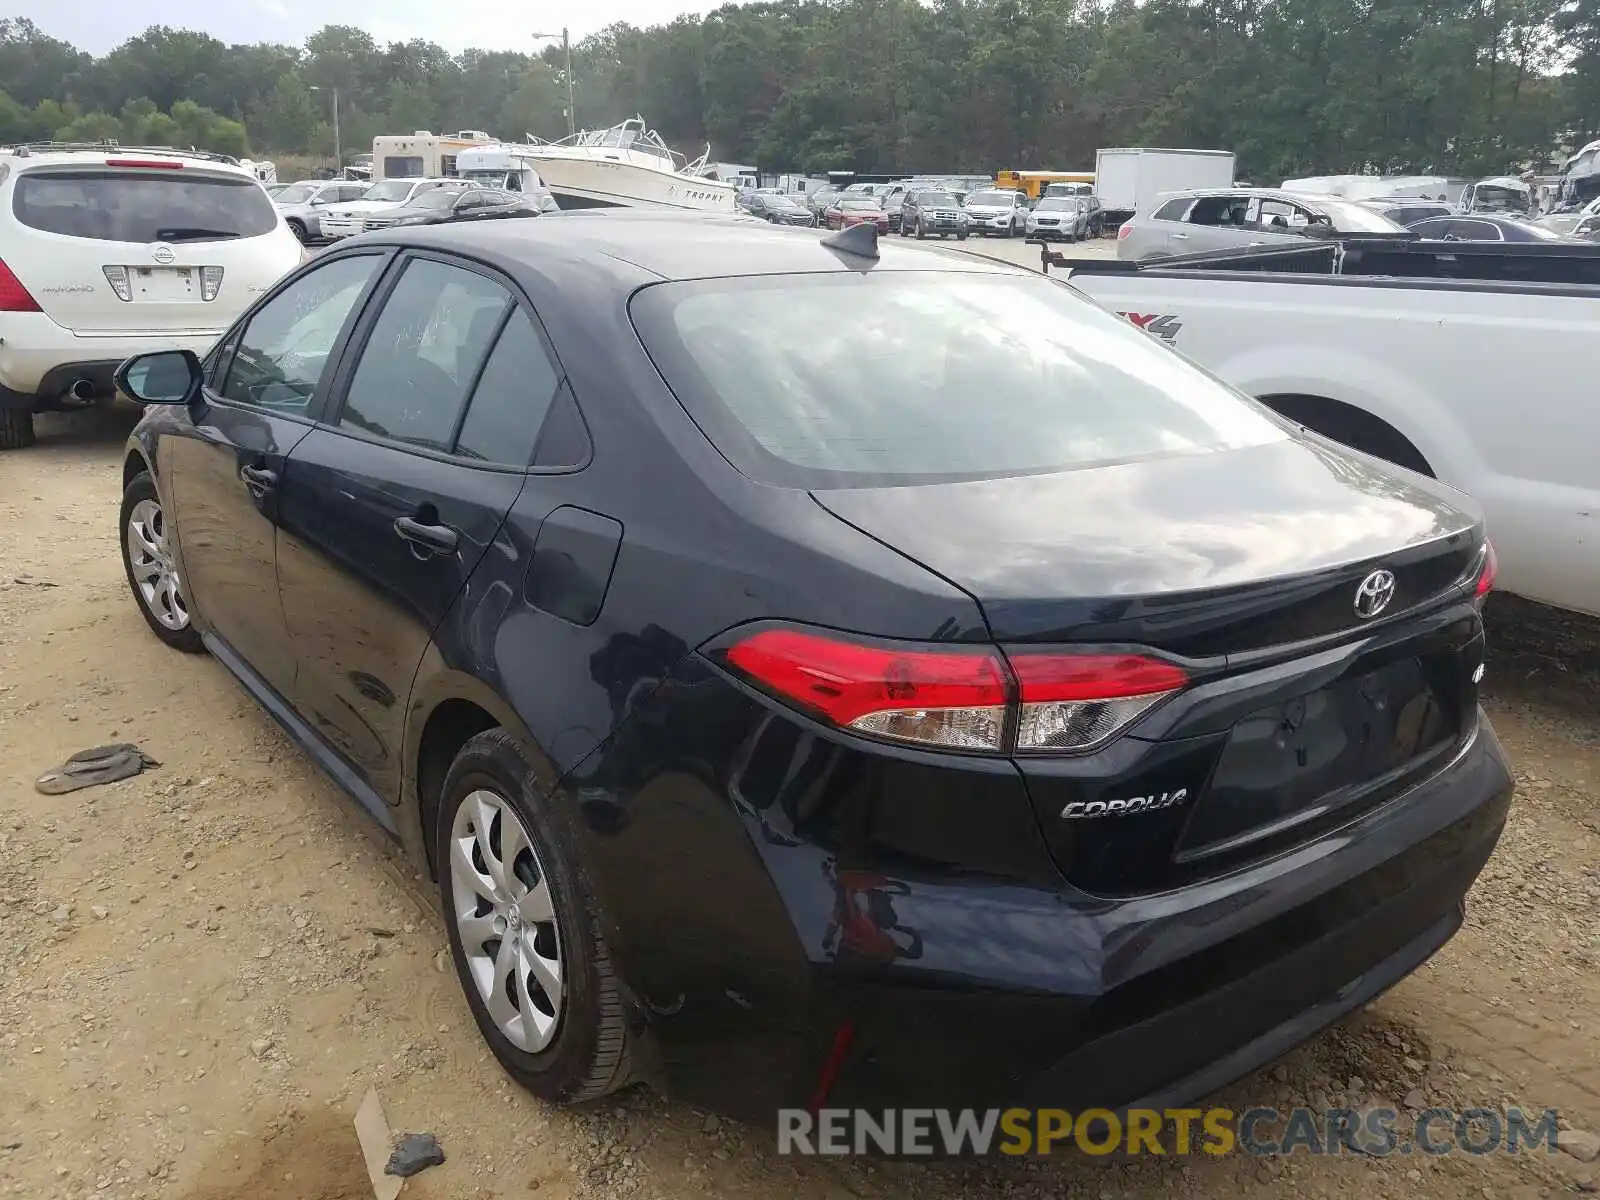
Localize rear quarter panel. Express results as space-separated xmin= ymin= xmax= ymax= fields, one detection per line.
xmin=1064 ymin=271 xmax=1600 ymax=616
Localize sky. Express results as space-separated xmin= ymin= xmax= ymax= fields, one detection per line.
xmin=13 ymin=0 xmax=728 ymax=55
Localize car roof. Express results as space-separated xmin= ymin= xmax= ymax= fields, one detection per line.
xmin=1158 ymin=187 xmax=1348 ymax=205
xmin=0 ymin=144 xmax=257 ymax=177
xmin=373 ymin=211 xmax=1028 ymax=284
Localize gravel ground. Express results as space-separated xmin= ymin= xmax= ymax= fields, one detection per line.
xmin=0 ymin=409 xmax=1596 ymax=1200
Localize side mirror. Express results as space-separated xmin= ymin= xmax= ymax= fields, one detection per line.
xmin=115 ymin=349 xmax=203 ymax=406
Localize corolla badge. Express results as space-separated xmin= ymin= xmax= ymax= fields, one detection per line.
xmin=1061 ymin=789 xmax=1188 ymax=819
xmin=151 ymin=244 xmax=176 ymax=265
xmin=1353 ymin=568 xmax=1397 ymax=619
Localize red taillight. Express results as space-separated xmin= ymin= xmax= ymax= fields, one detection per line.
xmin=719 ymin=627 xmax=1186 ymax=755
xmin=106 ymin=158 xmax=184 ymax=169
xmin=724 ymin=629 xmax=1008 ymax=752
xmin=1117 ymin=221 xmax=1132 ymax=240
xmin=1474 ymin=540 xmax=1497 ymax=599
xmin=0 ymin=258 xmax=40 ymax=312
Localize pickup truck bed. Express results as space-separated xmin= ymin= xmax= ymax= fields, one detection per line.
xmin=1054 ymin=239 xmax=1600 ymax=617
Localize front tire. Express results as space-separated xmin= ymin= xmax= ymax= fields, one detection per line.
xmin=0 ymin=406 xmax=34 ymax=450
xmin=120 ymin=471 xmax=204 ymax=651
xmin=915 ymin=219 xmax=927 ymax=240
xmin=437 ymin=728 xmax=636 ymax=1105
xmin=286 ymin=219 xmax=308 ymax=244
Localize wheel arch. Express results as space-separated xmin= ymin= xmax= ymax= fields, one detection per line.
xmin=1258 ymin=392 xmax=1436 ymax=477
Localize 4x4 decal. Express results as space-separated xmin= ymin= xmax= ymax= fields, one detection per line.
xmin=1118 ymin=312 xmax=1183 ymax=342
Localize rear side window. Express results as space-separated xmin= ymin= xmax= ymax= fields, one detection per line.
xmin=631 ymin=273 xmax=1285 ymax=488
xmin=454 ymin=309 xmax=561 ymax=465
xmin=13 ymin=170 xmax=278 ymax=242
xmin=338 ymin=259 xmax=510 ymax=452
xmin=1152 ymin=197 xmax=1193 ymax=221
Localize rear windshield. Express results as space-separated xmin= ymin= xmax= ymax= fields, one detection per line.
xmin=13 ymin=170 xmax=278 ymax=243
xmin=630 ymin=272 xmax=1284 ymax=487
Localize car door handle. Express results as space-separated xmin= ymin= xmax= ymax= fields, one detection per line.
xmin=1171 ymin=232 xmax=1189 ymax=239
xmin=394 ymin=516 xmax=459 ymax=555
xmin=239 ymin=464 xmax=277 ymax=495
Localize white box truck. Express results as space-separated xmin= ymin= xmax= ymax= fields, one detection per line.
xmin=1095 ymin=148 xmax=1236 ymax=223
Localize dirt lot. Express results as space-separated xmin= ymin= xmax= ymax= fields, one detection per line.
xmin=1 ymin=410 xmax=1597 ymax=1200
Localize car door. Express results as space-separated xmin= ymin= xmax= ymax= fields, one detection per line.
xmin=165 ymin=251 xmax=389 ymax=700
xmin=273 ymin=252 xmax=532 ymax=802
xmin=1248 ymin=197 xmax=1316 ymax=246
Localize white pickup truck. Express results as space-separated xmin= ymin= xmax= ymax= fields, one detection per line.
xmin=1056 ymin=241 xmax=1599 ymax=617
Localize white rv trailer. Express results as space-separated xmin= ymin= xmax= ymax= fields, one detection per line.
xmin=371 ymin=130 xmax=495 ymax=181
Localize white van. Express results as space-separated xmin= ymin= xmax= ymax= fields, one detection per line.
xmin=455 ymin=145 xmax=559 ymax=212
xmin=0 ymin=145 xmax=302 ymax=449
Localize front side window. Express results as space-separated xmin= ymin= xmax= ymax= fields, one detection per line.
xmin=219 ymin=255 xmax=382 ymax=413
xmin=13 ymin=170 xmax=278 ymax=243
xmin=338 ymin=259 xmax=512 ymax=452
xmin=631 ymin=272 xmax=1285 ymax=488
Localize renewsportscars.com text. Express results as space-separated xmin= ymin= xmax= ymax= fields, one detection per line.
xmin=777 ymin=1106 xmax=1562 ymax=1157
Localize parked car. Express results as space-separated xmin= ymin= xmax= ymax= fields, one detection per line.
xmin=961 ymin=188 xmax=1030 ymax=237
xmin=318 ymin=179 xmax=477 ymax=240
xmin=1574 ymin=214 xmax=1600 ymax=240
xmin=361 ymin=188 xmax=542 ymax=231
xmin=1026 ymin=196 xmax=1091 ymax=241
xmin=1406 ymin=214 xmax=1566 ymax=242
xmin=824 ymin=197 xmax=889 ymax=232
xmin=1357 ymin=198 xmax=1453 ymax=227
xmin=744 ymin=193 xmax=817 ymax=227
xmin=901 ymin=189 xmax=967 ymax=240
xmin=112 ymin=211 xmax=1510 ymax=1121
xmin=0 ymin=143 xmax=302 ymax=450
xmin=274 ymin=179 xmax=372 ymax=244
xmin=1116 ymin=188 xmax=1404 ymax=260
xmin=806 ymin=185 xmax=842 ymax=217
xmin=1062 ymin=238 xmax=1600 ymax=615
xmin=1536 ymin=194 xmax=1600 ymax=236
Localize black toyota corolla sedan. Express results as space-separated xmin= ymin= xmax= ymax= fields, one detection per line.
xmin=112 ymin=212 xmax=1512 ymax=1122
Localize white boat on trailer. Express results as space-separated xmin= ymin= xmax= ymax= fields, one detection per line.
xmin=527 ymin=117 xmax=738 ymax=213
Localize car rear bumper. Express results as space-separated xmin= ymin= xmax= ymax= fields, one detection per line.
xmin=579 ymin=666 xmax=1513 ymax=1121
xmin=0 ymin=315 xmax=225 ymax=403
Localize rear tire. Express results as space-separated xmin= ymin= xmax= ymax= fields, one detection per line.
xmin=0 ymin=406 xmax=34 ymax=450
xmin=436 ymin=728 xmax=637 ymax=1105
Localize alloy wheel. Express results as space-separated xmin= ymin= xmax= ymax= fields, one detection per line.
xmin=125 ymin=498 xmax=190 ymax=631
xmin=449 ymin=789 xmax=564 ymax=1054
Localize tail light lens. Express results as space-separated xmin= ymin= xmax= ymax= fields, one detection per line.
xmin=102 ymin=265 xmax=132 ymax=301
xmin=718 ymin=627 xmax=1186 ymax=755
xmin=723 ymin=629 xmax=1008 ymax=752
xmin=1474 ymin=540 xmax=1497 ymax=602
xmin=1117 ymin=221 xmax=1133 ymax=240
xmin=0 ymin=258 xmax=40 ymax=312
xmin=200 ymin=266 xmax=224 ymax=301
xmin=1011 ymin=654 xmax=1189 ymax=753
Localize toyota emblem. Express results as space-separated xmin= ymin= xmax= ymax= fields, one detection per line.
xmin=151 ymin=244 xmax=175 ymax=265
xmin=1353 ymin=569 xmax=1397 ymax=619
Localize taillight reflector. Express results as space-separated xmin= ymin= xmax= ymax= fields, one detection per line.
xmin=0 ymin=258 xmax=40 ymax=312
xmin=1117 ymin=221 xmax=1133 ymax=239
xmin=1475 ymin=540 xmax=1497 ymax=599
xmin=106 ymin=159 xmax=184 ymax=169
xmin=720 ymin=627 xmax=1187 ymax=755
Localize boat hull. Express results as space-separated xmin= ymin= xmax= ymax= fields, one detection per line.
xmin=532 ymin=154 xmax=737 ymax=213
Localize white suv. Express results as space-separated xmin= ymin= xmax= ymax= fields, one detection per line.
xmin=0 ymin=144 xmax=301 ymax=448
xmin=316 ymin=178 xmax=477 ymax=239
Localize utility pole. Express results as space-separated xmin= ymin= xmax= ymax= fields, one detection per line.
xmin=309 ymin=85 xmax=342 ymax=168
xmin=533 ymin=29 xmax=576 ymax=138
